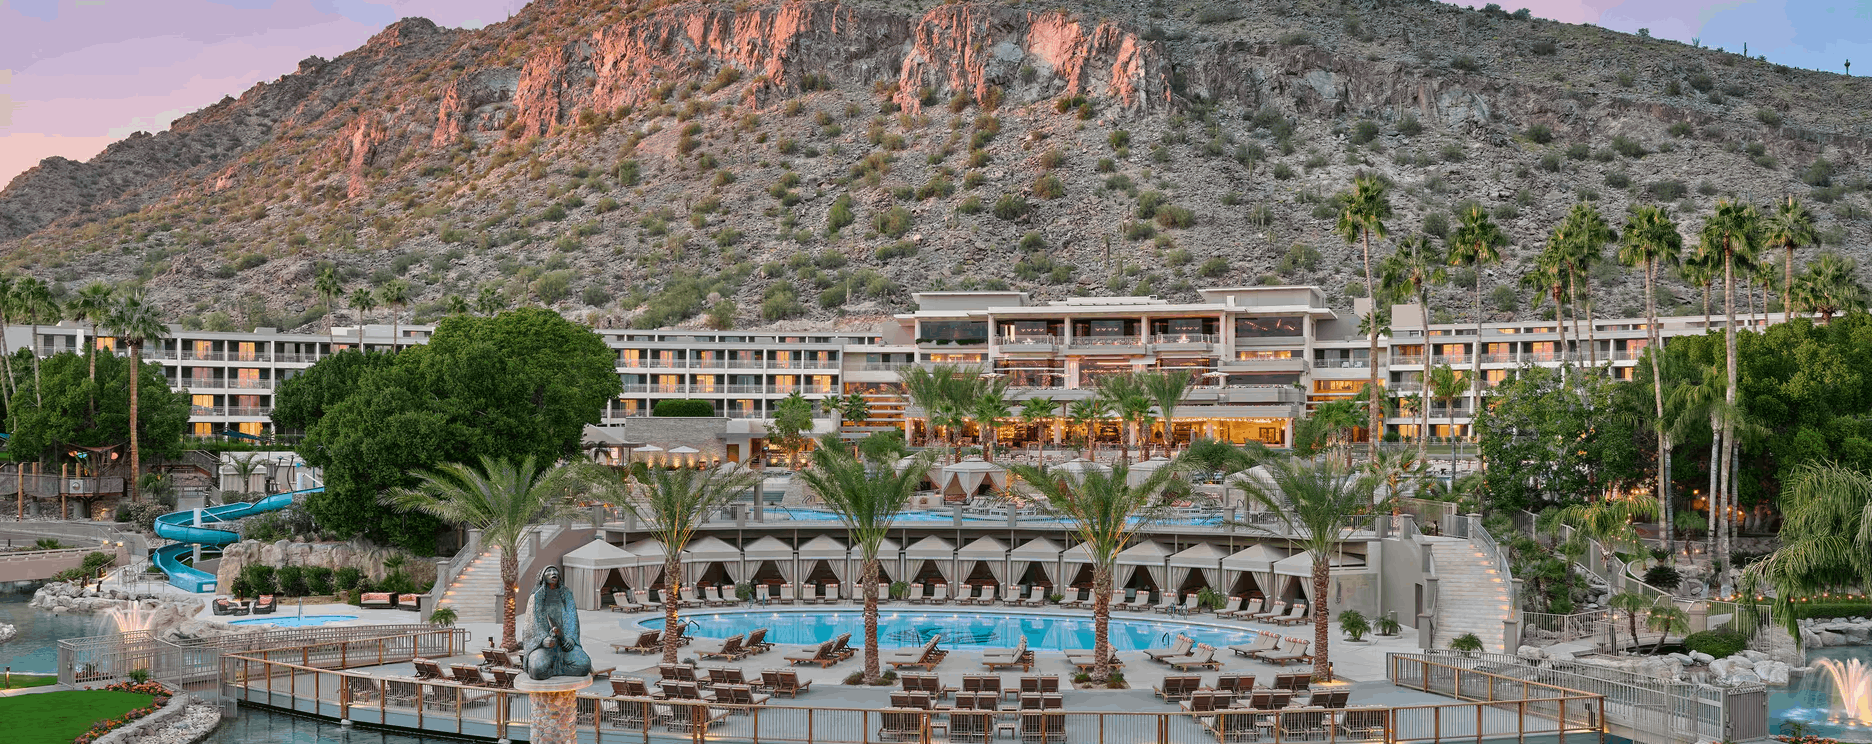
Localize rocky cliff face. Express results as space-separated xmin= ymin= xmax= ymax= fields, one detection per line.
xmin=1 ymin=0 xmax=1868 ymax=330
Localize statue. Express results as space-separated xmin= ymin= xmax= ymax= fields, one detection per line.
xmin=521 ymin=565 xmax=591 ymax=680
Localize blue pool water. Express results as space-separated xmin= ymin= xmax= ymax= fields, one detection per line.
xmin=639 ymin=610 xmax=1261 ymax=651
xmin=230 ymin=614 xmax=359 ymax=628
xmin=772 ymin=507 xmax=1221 ymax=526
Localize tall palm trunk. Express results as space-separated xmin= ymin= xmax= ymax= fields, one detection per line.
xmin=862 ymin=559 xmax=882 ymax=683
xmin=0 ymin=308 xmax=15 ymax=408
xmin=981 ymin=420 xmax=995 ymax=462
xmin=1092 ymin=564 xmax=1114 ymax=682
xmin=128 ymin=340 xmax=143 ymax=502
xmin=1363 ymin=231 xmax=1381 ymax=457
xmin=1471 ymin=275 xmax=1486 ymax=443
xmin=1418 ymin=288 xmax=1433 ymax=461
xmin=1707 ymin=415 xmax=1721 ymax=561
xmin=662 ymin=555 xmax=683 ymax=664
xmin=1784 ymin=245 xmax=1796 ymax=321
xmin=1645 ymin=260 xmax=1673 ymax=555
xmin=1721 ymin=248 xmax=1739 ymax=571
xmin=27 ymin=321 xmax=42 ymax=405
xmin=1551 ymin=283 xmax=1569 ymax=375
xmin=501 ymin=546 xmax=521 ymax=650
xmin=1580 ymin=274 xmax=1599 ymax=368
xmin=1311 ymin=560 xmax=1333 ymax=681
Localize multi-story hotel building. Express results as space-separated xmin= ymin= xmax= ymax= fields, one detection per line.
xmin=9 ymin=284 xmax=1774 ymax=460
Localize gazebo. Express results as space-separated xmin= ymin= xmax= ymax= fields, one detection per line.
xmin=561 ymin=539 xmax=634 ymax=611
xmin=956 ymin=536 xmax=1009 ymax=589
xmin=1009 ymin=537 xmax=1063 ymax=589
xmin=938 ymin=457 xmax=1009 ymax=501
xmin=682 ymin=536 xmax=743 ymax=590
xmin=1167 ymin=542 xmax=1228 ymax=595
xmin=905 ymin=535 xmax=956 ymax=588
xmin=741 ymin=535 xmax=794 ymax=588
xmin=796 ymin=535 xmax=848 ymax=593
xmin=1221 ymin=543 xmax=1291 ymax=601
xmin=624 ymin=538 xmax=669 ymax=594
xmin=1115 ymin=541 xmax=1171 ymax=595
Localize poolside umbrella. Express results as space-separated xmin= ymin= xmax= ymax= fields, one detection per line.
xmin=668 ymin=445 xmax=700 ymax=467
xmin=632 ymin=444 xmax=665 ymax=466
xmin=1054 ymin=457 xmax=1109 ymax=482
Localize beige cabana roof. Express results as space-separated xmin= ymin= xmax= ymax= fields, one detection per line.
xmin=1126 ymin=456 xmax=1176 ymax=486
xmin=1222 ymin=544 xmax=1291 ymax=572
xmin=938 ymin=457 xmax=1010 ymax=496
xmin=1167 ymin=542 xmax=1229 ymax=569
xmin=1010 ymin=537 xmax=1063 ymax=559
xmin=1055 ymin=458 xmax=1110 ymax=479
xmin=798 ymin=535 xmax=847 ymax=559
xmin=682 ymin=536 xmax=740 ymax=563
xmin=742 ymin=536 xmax=794 ymax=561
xmin=853 ymin=537 xmax=901 ymax=561
xmin=1115 ymin=541 xmax=1170 ymax=566
xmin=1059 ymin=543 xmax=1094 ymax=563
xmin=905 ymin=535 xmax=955 ymax=559
xmin=625 ymin=538 xmax=667 ymax=565
xmin=562 ymin=539 xmax=634 ymax=570
xmin=1272 ymin=552 xmax=1368 ymax=577
xmin=957 ymin=536 xmax=1008 ymax=559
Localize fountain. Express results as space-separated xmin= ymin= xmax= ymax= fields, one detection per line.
xmin=100 ymin=602 xmax=158 ymax=635
xmin=1773 ymin=648 xmax=1872 ymax=742
xmin=1818 ymin=658 xmax=1872 ymax=728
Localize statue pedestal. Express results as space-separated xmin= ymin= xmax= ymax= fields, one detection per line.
xmin=514 ymin=675 xmax=591 ymax=744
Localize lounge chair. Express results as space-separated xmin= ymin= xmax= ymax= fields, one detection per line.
xmin=716 ymin=684 xmax=770 ymax=707
xmin=1022 ymin=585 xmax=1048 ymax=606
xmin=878 ymin=709 xmax=927 ymax=742
xmin=744 ymin=628 xmax=772 ymax=654
xmin=828 ymin=633 xmax=856 ymax=660
xmin=611 ymin=677 xmax=653 ymax=697
xmin=668 ymin=623 xmax=692 ymax=646
xmin=1260 ymin=639 xmax=1312 ymax=667
xmin=950 ymin=707 xmax=996 ymax=743
xmin=704 ymin=586 xmax=727 ymax=607
xmin=824 ymin=582 xmax=840 ymax=604
xmin=905 ymin=582 xmax=924 ymax=604
xmin=1066 ymin=649 xmax=1123 ymax=672
xmin=1271 ymin=672 xmax=1311 ymax=692
xmin=753 ymin=584 xmax=771 ymax=604
xmin=412 ymin=658 xmax=447 ymax=680
xmin=784 ymin=640 xmax=839 ymax=668
xmin=1151 ymin=592 xmax=1179 ymax=614
xmin=1338 ymin=707 xmax=1391 ymax=740
xmin=253 ymin=595 xmax=277 ymax=614
xmin=396 ymin=593 xmax=421 ymax=611
xmin=1250 ymin=601 xmax=1288 ymax=623
xmin=1060 ymin=588 xmax=1090 ymax=608
xmin=1220 ymin=597 xmax=1263 ymax=619
xmin=1179 ymin=593 xmax=1203 ymax=614
xmin=875 ymin=582 xmax=891 ymax=604
xmin=761 ymin=669 xmax=812 ymax=697
xmin=613 ymin=630 xmax=662 ymax=654
xmin=983 ymin=637 xmax=1032 ymax=672
xmin=1020 ymin=711 xmax=1067 ymax=743
xmin=1229 ymin=632 xmax=1281 ymax=658
xmin=884 ymin=635 xmax=945 ymax=670
xmin=1001 ymin=584 xmax=1023 ymax=605
xmin=678 ymin=586 xmax=701 ymax=608
xmin=212 ymin=597 xmax=235 ymax=615
xmin=961 ymin=675 xmax=1003 ymax=698
xmin=1312 ymin=689 xmax=1350 ymax=709
xmin=900 ymin=673 xmax=957 ymax=700
xmin=1018 ymin=675 xmax=1061 ymax=696
xmin=1169 ymin=644 xmax=1221 ymax=671
xmin=608 ymin=592 xmax=632 ymax=612
xmin=1152 ymin=674 xmax=1201 ymax=701
xmin=778 ymin=583 xmax=796 ymax=605
xmin=698 ymin=634 xmax=746 ymax=661
xmin=480 ymin=648 xmax=511 ymax=667
xmin=1213 ymin=596 xmax=1242 ymax=617
xmin=1117 ymin=590 xmax=1151 ymax=611
xmin=634 ymin=589 xmax=654 ymax=609
xmin=1279 ymin=709 xmax=1332 ymax=741
xmin=488 ymin=668 xmax=519 ymax=689
xmin=360 ymin=592 xmax=394 ymax=610
xmin=798 ymin=583 xmax=818 ymax=604
xmin=658 ymin=663 xmax=699 ymax=684
xmin=1217 ymin=674 xmax=1254 ymax=694
xmin=1274 ymin=602 xmax=1310 ymax=626
xmin=1210 ymin=710 xmax=1261 ymax=743
xmin=450 ymin=664 xmax=490 ymax=686
xmin=1144 ymin=634 xmax=1193 ymax=662
xmin=929 ymin=583 xmax=949 ymax=604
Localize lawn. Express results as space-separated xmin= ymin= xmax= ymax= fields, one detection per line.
xmin=0 ymin=673 xmax=59 ymax=689
xmin=0 ymin=690 xmax=154 ymax=744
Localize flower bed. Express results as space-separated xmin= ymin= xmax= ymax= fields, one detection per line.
xmin=72 ymin=682 xmax=172 ymax=744
xmin=1774 ymin=735 xmax=1845 ymax=744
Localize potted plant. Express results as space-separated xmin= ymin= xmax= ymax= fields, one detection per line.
xmin=1375 ymin=614 xmax=1403 ymax=637
xmin=1450 ymin=633 xmax=1484 ymax=656
xmin=1338 ymin=609 xmax=1371 ymax=643
xmin=428 ymin=606 xmax=459 ymax=627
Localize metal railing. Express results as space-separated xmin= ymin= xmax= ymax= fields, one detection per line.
xmin=1066 ymin=335 xmax=1143 ymax=347
xmin=1519 ymin=610 xmax=1613 ymax=645
xmin=1467 ymin=515 xmax=1520 ymax=651
xmin=1313 ymin=359 xmax=1372 ymax=368
xmin=221 ymin=649 xmax=1607 ymax=744
xmin=60 ymin=624 xmax=462 ymax=693
xmin=997 ymin=335 xmax=1057 ymax=346
xmin=1150 ymin=333 xmax=1218 ymax=345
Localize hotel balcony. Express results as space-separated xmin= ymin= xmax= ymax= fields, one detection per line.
xmin=1064 ymin=335 xmax=1145 ymax=351
xmin=1149 ymin=333 xmax=1218 ymax=350
xmin=180 ymin=378 xmax=274 ymax=391
xmin=995 ymin=335 xmax=1058 ymax=352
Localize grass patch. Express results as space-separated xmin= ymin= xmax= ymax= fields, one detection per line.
xmin=0 ymin=674 xmax=59 ymax=689
xmin=0 ymin=690 xmax=154 ymax=744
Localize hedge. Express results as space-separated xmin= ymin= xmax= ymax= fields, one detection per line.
xmin=653 ymin=400 xmax=716 ymax=417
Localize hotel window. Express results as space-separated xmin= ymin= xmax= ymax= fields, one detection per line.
xmin=925 ymin=354 xmax=985 ymax=363
xmin=1485 ymin=343 xmax=1513 ymax=357
xmin=1083 ymin=319 xmax=1128 ymax=337
xmin=810 ymin=375 xmax=835 ymax=393
xmin=1313 ymin=380 xmax=1367 ymax=394
xmin=620 ymin=349 xmax=643 ymax=367
xmin=1234 ymin=317 xmax=1303 ymax=338
xmin=653 ymin=350 xmax=680 ymax=366
xmin=620 ymin=399 xmax=641 ymax=416
xmin=192 ymin=422 xmax=214 ymax=437
xmin=1003 ymin=320 xmax=1056 ymax=338
xmin=918 ymin=320 xmax=988 ymax=342
xmin=1236 ymin=350 xmax=1293 ymax=361
xmin=692 ymin=375 xmax=719 ymax=394
xmin=1529 ymin=342 xmax=1558 ymax=361
xmin=236 ymin=341 xmax=259 ymax=361
xmin=772 ymin=375 xmax=799 ymax=393
xmin=1484 ymin=369 xmax=1509 ymax=387
xmin=192 ymin=340 xmax=214 ymax=360
xmin=192 ymin=394 xmax=214 ymax=413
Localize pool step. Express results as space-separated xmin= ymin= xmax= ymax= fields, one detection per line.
xmin=439 ymin=547 xmax=508 ymax=624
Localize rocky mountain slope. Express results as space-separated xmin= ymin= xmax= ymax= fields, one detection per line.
xmin=3 ymin=0 xmax=1868 ymax=333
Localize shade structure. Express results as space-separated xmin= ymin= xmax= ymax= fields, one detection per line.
xmin=905 ymin=535 xmax=955 ymax=586
xmin=795 ymin=535 xmax=848 ymax=590
xmin=1167 ymin=542 xmax=1228 ymax=594
xmin=938 ymin=457 xmax=1009 ymax=499
xmin=1058 ymin=542 xmax=1094 ymax=588
xmin=894 ymin=456 xmax=938 ymax=488
xmin=625 ymin=538 xmax=669 ymax=590
xmin=1270 ymin=551 xmax=1371 ymax=611
xmin=848 ymin=537 xmax=900 ymax=584
xmin=562 ymin=539 xmax=635 ymax=611
xmin=741 ymin=535 xmax=794 ymax=588
xmin=1009 ymin=536 xmax=1063 ymax=589
xmin=957 ymin=536 xmax=1009 ymax=585
xmin=668 ymin=445 xmax=700 ymax=454
xmin=1115 ymin=541 xmax=1171 ymax=592
xmin=682 ymin=535 xmax=744 ymax=584
xmin=1126 ymin=456 xmax=1176 ymax=487
xmin=1221 ymin=543 xmax=1291 ymax=602
xmin=1055 ymin=458 xmax=1109 ymax=481
xmin=1230 ymin=465 xmax=1279 ymax=505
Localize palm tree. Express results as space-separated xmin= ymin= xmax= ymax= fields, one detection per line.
xmin=1763 ymin=196 xmax=1817 ymax=321
xmin=1447 ymin=206 xmax=1507 ymax=410
xmin=604 ymin=465 xmax=761 ymax=663
xmin=1140 ymin=369 xmax=1194 ymax=460
xmin=0 ymin=276 xmax=16 ymax=407
xmin=1365 ymin=447 xmax=1423 ymax=512
xmin=1607 ymin=591 xmax=1653 ymax=651
xmin=1066 ymin=397 xmax=1111 ymax=460
xmin=348 ymin=287 xmax=377 ymax=346
xmin=1181 ymin=437 xmax=1263 ymax=510
xmin=70 ymin=281 xmax=115 ymax=385
xmin=1095 ymin=373 xmax=1147 ymax=462
xmin=1303 ymin=398 xmax=1366 ymax=463
xmin=1742 ymin=462 xmax=1872 ymax=634
xmin=104 ymin=289 xmax=166 ymax=502
xmin=1553 ymin=497 xmax=1660 ymax=572
xmin=315 ymin=267 xmax=343 ymax=349
xmin=1008 ymin=461 xmax=1180 ymax=682
xmin=476 ymin=286 xmax=506 ymax=315
xmin=1336 ymin=174 xmax=1393 ymax=456
xmin=1679 ymin=243 xmax=1721 ymax=328
xmin=1619 ymin=204 xmax=1684 ymax=552
xmin=1646 ymin=599 xmax=1690 ymax=654
xmin=384 ymin=456 xmax=586 ymax=650
xmin=1019 ymin=396 xmax=1059 ymax=457
xmin=445 ymin=293 xmax=471 ymax=316
xmin=379 ymin=278 xmax=411 ymax=352
xmin=13 ymin=277 xmax=56 ymax=405
xmin=1795 ymin=252 xmax=1867 ymax=323
xmin=1701 ymin=199 xmax=1761 ymax=565
xmin=1237 ymin=457 xmax=1386 ymax=680
xmin=1381 ymin=235 xmax=1445 ymax=458
xmin=798 ymin=447 xmax=934 ymax=683
xmin=1668 ymin=361 xmax=1728 ymax=560
xmin=1113 ymin=392 xmax=1154 ymax=465
xmin=1426 ymin=364 xmax=1465 ymax=476
xmin=971 ymin=390 xmax=1011 ymax=462
xmin=1525 ymin=244 xmax=1572 ymax=374
xmin=898 ymin=364 xmax=978 ymax=451
xmin=1555 ymin=202 xmax=1617 ymax=368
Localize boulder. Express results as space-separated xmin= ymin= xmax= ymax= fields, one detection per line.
xmin=1726 ymin=670 xmax=1762 ymax=686
xmin=0 ymin=623 xmax=14 ymax=644
xmin=1689 ymin=651 xmax=1715 ymax=664
xmin=1756 ymin=661 xmax=1791 ymax=686
xmin=1517 ymin=645 xmax=1548 ymax=661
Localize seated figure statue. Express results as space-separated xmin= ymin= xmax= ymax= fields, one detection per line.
xmin=522 ymin=565 xmax=592 ymax=680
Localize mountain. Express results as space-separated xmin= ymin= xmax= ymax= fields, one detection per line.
xmin=2 ymin=0 xmax=1867 ymax=332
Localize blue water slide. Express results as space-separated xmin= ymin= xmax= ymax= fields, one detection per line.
xmin=151 ymin=487 xmax=324 ymax=593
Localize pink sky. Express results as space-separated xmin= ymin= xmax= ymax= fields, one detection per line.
xmin=3 ymin=0 xmax=1865 ymax=190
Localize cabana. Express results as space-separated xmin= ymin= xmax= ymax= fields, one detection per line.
xmin=1271 ymin=551 xmax=1374 ymax=617
xmin=741 ymin=535 xmax=794 ymax=588
xmin=850 ymin=537 xmax=900 ymax=585
xmin=1126 ymin=456 xmax=1176 ymax=487
xmin=1009 ymin=537 xmax=1063 ymax=589
xmin=905 ymin=535 xmax=956 ymax=588
xmin=625 ymin=538 xmax=669 ymax=593
xmin=956 ymin=536 xmax=1009 ymax=589
xmin=938 ymin=457 xmax=1009 ymax=501
xmin=1167 ymin=542 xmax=1228 ymax=595
xmin=1115 ymin=541 xmax=1171 ymax=594
xmin=1058 ymin=542 xmax=1095 ymax=589
xmin=562 ymin=539 xmax=635 ymax=611
xmin=1220 ymin=544 xmax=1290 ymax=601
xmin=1055 ymin=458 xmax=1110 ymax=482
xmin=683 ymin=536 xmax=743 ymax=589
xmin=797 ymin=535 xmax=849 ymax=593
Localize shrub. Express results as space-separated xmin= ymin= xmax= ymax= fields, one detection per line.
xmin=1565 ymin=143 xmax=1590 ymax=160
xmin=1351 ymin=120 xmax=1379 ymax=145
xmin=1449 ymin=633 xmax=1484 ymax=653
xmin=1397 ymin=116 xmax=1423 ymax=137
xmin=875 ymin=241 xmax=917 ymax=260
xmin=1198 ymin=256 xmax=1229 ymax=278
xmin=1756 ymin=108 xmax=1782 ymax=126
xmin=1524 ymin=123 xmax=1553 ymax=144
xmin=276 ymin=565 xmax=308 ymax=596
xmin=873 ymin=206 xmax=912 ymax=238
xmin=1611 ymin=135 xmax=1646 ymax=158
xmin=992 ymin=194 xmax=1030 ymax=220
xmin=955 ymin=196 xmax=984 ymax=215
xmin=1032 ymin=174 xmax=1066 ymax=199
xmin=429 ymin=606 xmax=458 ymax=627
xmin=306 ymin=566 xmax=334 ymax=595
xmin=1642 ymin=564 xmax=1683 ymax=591
xmin=335 ymin=567 xmax=363 ymax=592
xmin=654 ymin=399 xmax=716 ymax=417
xmin=826 ymin=194 xmax=855 ymax=235
xmin=1604 ymin=171 xmax=1631 ymax=189
xmin=239 ymin=564 xmax=277 ymax=597
xmin=1682 ymin=628 xmax=1747 ymax=659
xmin=1339 ymin=609 xmax=1370 ymax=642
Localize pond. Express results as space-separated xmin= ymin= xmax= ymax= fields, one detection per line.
xmin=0 ymin=592 xmax=104 ymax=674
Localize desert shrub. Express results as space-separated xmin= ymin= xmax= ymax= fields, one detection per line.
xmin=1682 ymin=628 xmax=1746 ymax=659
xmin=1642 ymin=564 xmax=1682 ymax=591
xmin=873 ymin=206 xmax=913 ymax=238
xmin=1756 ymin=108 xmax=1782 ymax=126
xmin=1611 ymin=136 xmax=1646 ymax=158
xmin=992 ymin=194 xmax=1030 ymax=220
xmin=1198 ymin=256 xmax=1230 ymax=278
xmin=1524 ymin=123 xmax=1553 ymax=144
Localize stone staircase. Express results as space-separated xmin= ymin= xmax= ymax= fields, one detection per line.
xmin=440 ymin=547 xmax=507 ymax=624
xmin=1430 ymin=539 xmax=1514 ymax=653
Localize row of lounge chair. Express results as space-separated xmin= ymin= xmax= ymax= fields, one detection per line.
xmin=904 ymin=673 xmax=1062 ymax=701
xmin=212 ymin=595 xmax=276 ymax=615
xmin=1216 ymin=598 xmax=1311 ymax=626
xmin=609 ymin=625 xmax=695 ymax=654
xmin=358 ymin=592 xmax=422 ymax=611
xmin=1225 ymin=632 xmax=1314 ymax=666
xmin=1150 ymin=673 xmax=1315 ymax=702
xmin=784 ymin=633 xmax=857 ymax=667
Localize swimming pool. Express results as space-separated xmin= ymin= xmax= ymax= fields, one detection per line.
xmin=771 ymin=507 xmax=1222 ymax=526
xmin=638 ymin=610 xmax=1260 ymax=651
xmin=229 ymin=614 xmax=359 ymax=628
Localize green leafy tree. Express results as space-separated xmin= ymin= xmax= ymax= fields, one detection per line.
xmin=798 ymin=447 xmax=934 ymax=683
xmin=1448 ymin=206 xmax=1508 ymax=407
xmin=1008 ymin=460 xmax=1180 ymax=682
xmin=1473 ymin=365 xmax=1644 ymax=511
xmin=1619 ymin=204 xmax=1684 ymax=551
xmin=103 ymin=290 xmax=167 ymax=501
xmin=1238 ymin=456 xmax=1387 ymax=679
xmin=1335 ymin=174 xmax=1392 ymax=452
xmin=1744 ymin=462 xmax=1872 ymax=634
xmin=769 ymin=392 xmax=815 ymax=468
xmin=603 ymin=465 xmax=761 ymax=662
xmin=384 ymin=456 xmax=587 ymax=649
xmin=286 ymin=309 xmax=619 ymax=551
xmin=7 ymin=351 xmax=190 ymax=465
